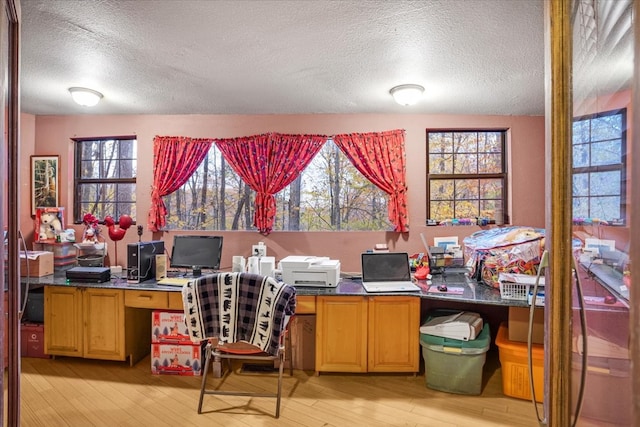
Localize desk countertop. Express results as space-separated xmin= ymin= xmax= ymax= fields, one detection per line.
xmin=24 ymin=270 xmax=528 ymax=307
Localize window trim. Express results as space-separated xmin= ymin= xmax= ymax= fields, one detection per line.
xmin=73 ymin=135 xmax=137 ymax=224
xmin=571 ymin=108 xmax=627 ymax=222
xmin=426 ymin=129 xmax=508 ymax=223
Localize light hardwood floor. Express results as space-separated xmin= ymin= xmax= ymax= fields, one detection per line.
xmin=15 ymin=350 xmax=542 ymax=427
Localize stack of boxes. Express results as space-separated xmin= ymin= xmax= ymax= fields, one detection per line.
xmin=32 ymin=241 xmax=77 ymax=272
xmin=33 ymin=207 xmax=77 ymax=272
xmin=419 ymin=310 xmax=490 ymax=395
xmin=150 ymin=310 xmax=203 ymax=376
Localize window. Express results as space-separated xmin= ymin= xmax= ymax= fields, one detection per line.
xmin=427 ymin=130 xmax=507 ymax=222
xmin=572 ymin=109 xmax=626 ymax=222
xmin=162 ymin=139 xmax=391 ymax=231
xmin=73 ymin=136 xmax=137 ymax=223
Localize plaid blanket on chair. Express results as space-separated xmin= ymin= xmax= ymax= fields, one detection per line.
xmin=182 ymin=272 xmax=296 ymax=356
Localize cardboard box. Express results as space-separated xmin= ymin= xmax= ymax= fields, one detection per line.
xmin=290 ymin=315 xmax=316 ymax=371
xmin=151 ymin=310 xmax=191 ymax=344
xmin=21 ymin=323 xmax=50 ymax=358
xmin=151 ymin=343 xmax=203 ymax=376
xmin=19 ymin=251 xmax=54 ymax=277
xmin=508 ymin=306 xmax=544 ymax=345
xmin=33 ymin=242 xmax=78 ymax=271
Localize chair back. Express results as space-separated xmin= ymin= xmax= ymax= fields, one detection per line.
xmin=182 ymin=272 xmax=296 ymax=356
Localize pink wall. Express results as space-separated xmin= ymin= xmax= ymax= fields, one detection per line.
xmin=20 ymin=113 xmax=545 ymax=272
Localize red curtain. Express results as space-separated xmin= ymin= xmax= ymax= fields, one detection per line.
xmin=215 ymin=133 xmax=326 ymax=234
xmin=148 ymin=136 xmax=213 ymax=232
xmin=333 ymin=129 xmax=409 ymax=232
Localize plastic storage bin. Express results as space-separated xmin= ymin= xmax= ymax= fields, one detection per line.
xmin=495 ymin=322 xmax=544 ymax=402
xmin=572 ymin=352 xmax=631 ymax=426
xmin=33 ymin=242 xmax=77 ymax=271
xmin=420 ymin=322 xmax=490 ymax=395
xmin=21 ymin=323 xmax=49 ymax=358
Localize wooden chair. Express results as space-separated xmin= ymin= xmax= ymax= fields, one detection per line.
xmin=182 ymin=272 xmax=296 ymax=418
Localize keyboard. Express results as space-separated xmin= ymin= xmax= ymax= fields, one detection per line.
xmin=157 ymin=277 xmax=193 ymax=286
xmin=362 ymin=281 xmax=422 ymax=293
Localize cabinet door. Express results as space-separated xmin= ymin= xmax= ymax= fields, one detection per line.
xmin=83 ymin=288 xmax=125 ymax=361
xmin=368 ymin=296 xmax=420 ymax=372
xmin=315 ymin=296 xmax=367 ymax=373
xmin=44 ymin=286 xmax=83 ymax=357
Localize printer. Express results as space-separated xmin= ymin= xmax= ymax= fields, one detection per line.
xmin=419 ymin=311 xmax=483 ymax=341
xmin=279 ymin=255 xmax=340 ymax=287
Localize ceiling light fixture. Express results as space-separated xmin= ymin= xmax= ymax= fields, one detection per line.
xmin=68 ymin=87 xmax=103 ymax=107
xmin=389 ymin=84 xmax=425 ymax=106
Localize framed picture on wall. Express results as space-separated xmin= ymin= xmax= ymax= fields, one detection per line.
xmin=31 ymin=155 xmax=60 ymax=215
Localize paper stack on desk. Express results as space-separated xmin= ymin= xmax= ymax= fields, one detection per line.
xmin=420 ymin=311 xmax=483 ymax=341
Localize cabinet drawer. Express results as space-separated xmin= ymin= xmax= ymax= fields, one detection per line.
xmin=296 ymin=295 xmax=316 ymax=314
xmin=167 ymin=292 xmax=184 ymax=310
xmin=124 ymin=290 xmax=168 ymax=309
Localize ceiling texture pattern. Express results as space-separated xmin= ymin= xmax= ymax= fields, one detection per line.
xmin=21 ymin=0 xmax=547 ymax=116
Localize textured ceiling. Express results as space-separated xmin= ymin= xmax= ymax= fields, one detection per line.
xmin=20 ymin=0 xmax=549 ymax=116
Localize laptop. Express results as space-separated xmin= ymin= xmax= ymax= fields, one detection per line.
xmin=361 ymin=252 xmax=421 ymax=292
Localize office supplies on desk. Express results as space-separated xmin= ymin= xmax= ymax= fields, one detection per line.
xmin=127 ymin=240 xmax=165 ymax=283
xmin=66 ymin=266 xmax=111 ymax=283
xmin=361 ymin=252 xmax=421 ymax=292
xmin=279 ymin=255 xmax=340 ymax=287
xmin=156 ymin=277 xmax=193 ymax=286
xmin=427 ymin=285 xmax=464 ymax=294
xmin=419 ymin=311 xmax=483 ymax=341
xmin=169 ymin=235 xmax=223 ymax=276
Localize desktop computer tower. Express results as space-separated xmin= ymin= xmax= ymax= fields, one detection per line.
xmin=127 ymin=240 xmax=165 ymax=283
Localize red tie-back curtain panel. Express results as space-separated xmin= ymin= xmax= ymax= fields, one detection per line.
xmin=333 ymin=129 xmax=409 ymax=232
xmin=215 ymin=133 xmax=326 ymax=234
xmin=148 ymin=136 xmax=214 ymax=232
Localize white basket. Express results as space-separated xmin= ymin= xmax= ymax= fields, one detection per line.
xmin=499 ymin=281 xmax=531 ymax=301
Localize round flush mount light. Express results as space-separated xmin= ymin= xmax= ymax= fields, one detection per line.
xmin=389 ymin=84 xmax=425 ymax=106
xmin=69 ymin=87 xmax=103 ymax=107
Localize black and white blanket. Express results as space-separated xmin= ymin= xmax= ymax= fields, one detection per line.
xmin=182 ymin=272 xmax=296 ymax=356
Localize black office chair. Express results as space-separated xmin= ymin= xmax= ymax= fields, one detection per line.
xmin=182 ymin=272 xmax=296 ymax=418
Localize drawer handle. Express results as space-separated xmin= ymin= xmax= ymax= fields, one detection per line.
xmin=138 ymin=295 xmax=153 ymax=300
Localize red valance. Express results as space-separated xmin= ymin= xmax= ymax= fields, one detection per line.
xmin=215 ymin=133 xmax=327 ymax=234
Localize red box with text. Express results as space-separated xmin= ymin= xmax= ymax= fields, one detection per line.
xmin=151 ymin=343 xmax=203 ymax=376
xmin=151 ymin=310 xmax=192 ymax=344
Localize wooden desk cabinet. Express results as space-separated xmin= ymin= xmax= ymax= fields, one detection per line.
xmin=315 ymin=295 xmax=420 ymax=373
xmin=45 ymin=287 xmax=181 ymax=365
xmin=45 ymin=287 xmax=125 ymax=361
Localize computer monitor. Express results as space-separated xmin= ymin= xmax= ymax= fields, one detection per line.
xmin=169 ymin=235 xmax=223 ymax=275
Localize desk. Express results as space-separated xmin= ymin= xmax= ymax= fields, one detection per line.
xmin=32 ymin=270 xmax=524 ymax=371
xmin=294 ymin=271 xmax=523 ymax=374
xmin=34 ymin=273 xmax=183 ymax=366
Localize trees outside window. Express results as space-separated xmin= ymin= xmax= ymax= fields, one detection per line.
xmin=73 ymin=137 xmax=137 ymax=223
xmin=572 ymin=109 xmax=626 ymax=222
xmin=162 ymin=139 xmax=391 ymax=231
xmin=427 ymin=130 xmax=507 ymax=223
